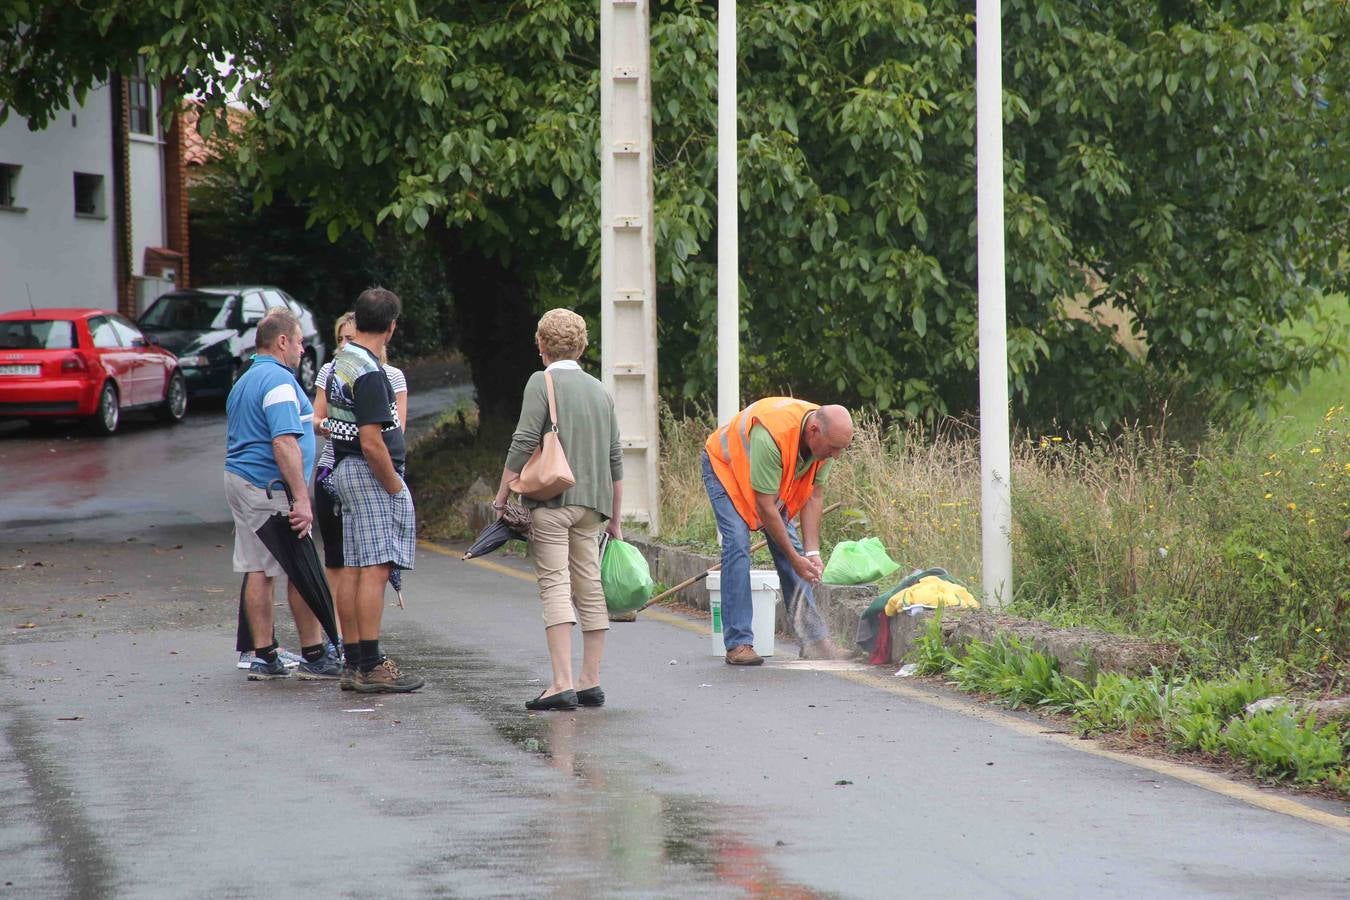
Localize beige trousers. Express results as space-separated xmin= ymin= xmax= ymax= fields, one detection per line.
xmin=530 ymin=505 xmax=609 ymax=631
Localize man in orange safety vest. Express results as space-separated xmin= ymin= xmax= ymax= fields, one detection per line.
xmin=702 ymin=398 xmax=856 ymax=665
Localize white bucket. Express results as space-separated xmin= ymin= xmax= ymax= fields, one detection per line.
xmin=707 ymin=570 xmax=778 ymax=657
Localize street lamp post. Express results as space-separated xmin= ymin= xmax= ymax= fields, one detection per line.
xmin=976 ymin=0 xmax=1013 ymax=606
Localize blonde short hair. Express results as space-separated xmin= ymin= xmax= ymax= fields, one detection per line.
xmin=536 ymin=308 xmax=588 ymax=360
xmin=333 ymin=312 xmax=356 ymax=344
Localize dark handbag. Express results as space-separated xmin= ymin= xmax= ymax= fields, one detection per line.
xmin=509 ymin=370 xmax=576 ymax=500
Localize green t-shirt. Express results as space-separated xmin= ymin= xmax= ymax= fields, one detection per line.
xmin=748 ymin=422 xmax=832 ymax=495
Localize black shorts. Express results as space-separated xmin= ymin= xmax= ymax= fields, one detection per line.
xmin=314 ymin=476 xmax=345 ymax=569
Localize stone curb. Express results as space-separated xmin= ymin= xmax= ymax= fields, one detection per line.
xmin=889 ymin=607 xmax=1178 ymax=678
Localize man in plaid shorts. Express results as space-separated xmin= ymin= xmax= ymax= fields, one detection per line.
xmin=327 ymin=287 xmax=424 ymax=693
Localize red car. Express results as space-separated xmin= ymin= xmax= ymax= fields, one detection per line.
xmin=0 ymin=308 xmax=187 ymax=434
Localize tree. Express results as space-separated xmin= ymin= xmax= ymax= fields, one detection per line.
xmin=5 ymin=0 xmax=1344 ymax=427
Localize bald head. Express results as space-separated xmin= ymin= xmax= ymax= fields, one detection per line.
xmin=805 ymin=404 xmax=854 ymax=460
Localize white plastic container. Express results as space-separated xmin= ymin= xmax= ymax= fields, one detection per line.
xmin=707 ymin=570 xmax=779 ymax=657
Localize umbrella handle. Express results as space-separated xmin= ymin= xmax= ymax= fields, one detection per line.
xmin=265 ymin=478 xmax=296 ymax=509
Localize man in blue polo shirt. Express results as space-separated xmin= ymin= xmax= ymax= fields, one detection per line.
xmin=224 ymin=309 xmax=339 ymax=681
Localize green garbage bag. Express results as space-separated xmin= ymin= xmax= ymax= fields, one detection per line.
xmin=822 ymin=537 xmax=900 ymax=585
xmin=601 ymin=539 xmax=654 ymax=612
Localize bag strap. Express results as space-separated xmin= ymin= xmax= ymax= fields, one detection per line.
xmin=543 ymin=370 xmax=561 ymax=433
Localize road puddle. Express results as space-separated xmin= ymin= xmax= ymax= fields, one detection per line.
xmin=397 ymin=641 xmax=825 ymax=897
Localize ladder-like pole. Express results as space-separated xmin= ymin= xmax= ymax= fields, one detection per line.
xmin=599 ymin=0 xmax=661 ymax=533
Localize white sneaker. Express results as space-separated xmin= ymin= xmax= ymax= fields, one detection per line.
xmin=238 ymin=649 xmax=301 ymax=669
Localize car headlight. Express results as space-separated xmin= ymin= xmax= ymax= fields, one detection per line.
xmin=180 ymin=354 xmax=211 ymax=368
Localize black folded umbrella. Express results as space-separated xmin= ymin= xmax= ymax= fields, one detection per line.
xmin=463 ymin=503 xmax=530 ymax=560
xmin=252 ymin=480 xmax=342 ymax=649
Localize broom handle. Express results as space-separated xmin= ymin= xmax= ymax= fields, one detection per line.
xmin=638 ymin=502 xmax=841 ymax=611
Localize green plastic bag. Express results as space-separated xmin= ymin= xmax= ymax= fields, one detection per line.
xmin=822 ymin=537 xmax=900 ymax=585
xmin=601 ymin=539 xmax=654 ymax=612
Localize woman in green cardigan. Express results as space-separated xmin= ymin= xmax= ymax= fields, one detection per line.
xmin=494 ymin=309 xmax=624 ymax=711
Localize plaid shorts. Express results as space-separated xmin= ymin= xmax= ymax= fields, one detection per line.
xmin=332 ymin=456 xmax=416 ymax=570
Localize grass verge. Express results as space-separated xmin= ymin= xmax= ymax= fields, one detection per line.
xmin=910 ymin=613 xmax=1348 ymax=796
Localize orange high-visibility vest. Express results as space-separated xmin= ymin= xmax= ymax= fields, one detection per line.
xmin=705 ymin=397 xmax=823 ymax=530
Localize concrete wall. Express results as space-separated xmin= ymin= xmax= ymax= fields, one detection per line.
xmin=129 ymin=129 xmax=165 ymax=283
xmin=0 ymin=85 xmax=117 ymax=311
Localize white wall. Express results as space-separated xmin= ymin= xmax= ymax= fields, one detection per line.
xmin=129 ymin=101 xmax=166 ymax=284
xmin=0 ymin=84 xmax=118 ymax=312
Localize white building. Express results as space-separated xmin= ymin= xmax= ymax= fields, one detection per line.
xmin=0 ymin=60 xmax=189 ymax=316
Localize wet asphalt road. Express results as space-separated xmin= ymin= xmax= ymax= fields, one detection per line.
xmin=1 ymin=406 xmax=1348 ymax=898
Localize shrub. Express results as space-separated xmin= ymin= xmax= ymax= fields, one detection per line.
xmin=1220 ymin=711 xmax=1345 ymax=784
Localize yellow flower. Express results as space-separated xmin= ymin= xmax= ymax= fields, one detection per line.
xmin=1051 ymin=436 xmax=1063 ymax=443
xmin=1286 ymin=502 xmax=1297 ymax=511
xmin=1315 ymin=627 xmax=1323 ymax=633
xmin=1309 ymin=447 xmax=1322 ymax=455
xmin=1263 ymin=492 xmax=1273 ymax=499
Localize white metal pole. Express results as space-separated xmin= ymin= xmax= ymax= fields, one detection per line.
xmin=976 ymin=0 xmax=1013 ymax=606
xmin=716 ymin=0 xmax=740 ymax=424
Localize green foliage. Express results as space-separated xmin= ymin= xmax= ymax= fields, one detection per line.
xmin=1010 ymin=408 xmax=1350 ymax=673
xmin=1268 ymin=294 xmax=1350 ymax=443
xmin=945 ymin=633 xmax=1084 ymax=712
xmin=3 ymin=0 xmax=1346 ymax=429
xmin=191 ymin=160 xmax=455 ymax=357
xmin=1069 ymin=671 xmax=1169 ymax=735
xmin=1219 ymin=710 xmax=1345 ymax=784
xmin=911 ymin=612 xmax=958 ymax=676
xmin=1161 ymin=669 xmax=1282 ymax=750
xmin=909 ymin=623 xmax=1345 ymax=790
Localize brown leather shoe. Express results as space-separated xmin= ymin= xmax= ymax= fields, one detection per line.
xmin=352 ymin=657 xmax=425 ymax=693
xmin=799 ymin=638 xmax=858 ymax=661
xmin=725 ymin=644 xmax=764 ymax=666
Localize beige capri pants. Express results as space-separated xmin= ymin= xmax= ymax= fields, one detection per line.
xmin=530 ymin=505 xmax=610 ymax=631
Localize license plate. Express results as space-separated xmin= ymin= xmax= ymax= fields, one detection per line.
xmin=0 ymin=364 xmax=39 ymax=376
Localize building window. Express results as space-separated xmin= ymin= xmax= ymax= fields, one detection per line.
xmin=128 ymin=57 xmax=153 ymax=136
xmin=0 ymin=163 xmax=19 ymax=209
xmin=74 ymin=172 xmax=105 ymax=217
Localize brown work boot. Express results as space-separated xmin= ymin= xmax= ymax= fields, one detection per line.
xmin=799 ymin=638 xmax=858 ymax=661
xmin=725 ymin=644 xmax=764 ymax=666
xmin=353 ymin=657 xmax=426 ymax=694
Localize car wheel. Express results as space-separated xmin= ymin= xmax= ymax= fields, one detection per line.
xmin=89 ymin=382 xmax=120 ymax=436
xmin=298 ymin=350 xmax=317 ymax=395
xmin=155 ymin=370 xmax=188 ymax=423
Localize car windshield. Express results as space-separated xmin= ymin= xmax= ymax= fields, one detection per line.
xmin=0 ymin=320 xmax=77 ymax=349
xmin=141 ymin=293 xmax=234 ymax=330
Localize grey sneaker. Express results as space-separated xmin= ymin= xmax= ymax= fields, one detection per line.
xmin=276 ymin=647 xmax=303 ymax=668
xmin=247 ymin=655 xmax=292 ymax=680
xmin=296 ymin=647 xmax=342 ymax=680
xmin=340 ymin=663 xmax=361 ymax=692
xmin=353 ymin=658 xmax=425 ymax=694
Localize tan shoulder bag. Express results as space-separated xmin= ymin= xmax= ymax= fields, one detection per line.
xmin=509 ymin=370 xmax=577 ymax=501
